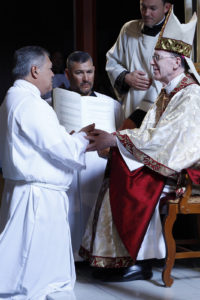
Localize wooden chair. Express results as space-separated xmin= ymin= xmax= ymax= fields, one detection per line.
xmin=162 ymin=174 xmax=200 ymax=287
xmin=194 ymin=62 xmax=200 ymax=74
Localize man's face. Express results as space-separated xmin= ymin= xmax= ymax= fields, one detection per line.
xmin=37 ymin=54 xmax=54 ymax=96
xmin=140 ymin=0 xmax=171 ymax=27
xmin=151 ymin=50 xmax=177 ymax=84
xmin=66 ymin=60 xmax=95 ymax=96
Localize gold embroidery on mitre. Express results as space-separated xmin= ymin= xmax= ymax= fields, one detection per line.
xmin=155 ymin=38 xmax=192 ymax=57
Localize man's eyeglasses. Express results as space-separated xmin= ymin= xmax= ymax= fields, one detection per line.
xmin=152 ymin=54 xmax=175 ymax=62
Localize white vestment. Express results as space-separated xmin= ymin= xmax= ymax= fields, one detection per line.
xmin=68 ymin=91 xmax=124 ymax=261
xmin=106 ymin=19 xmax=163 ymax=118
xmin=0 ymin=80 xmax=89 ymax=300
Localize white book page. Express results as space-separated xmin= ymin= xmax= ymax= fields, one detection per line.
xmin=53 ymin=88 xmax=116 ymax=133
xmin=81 ymin=96 xmax=116 ymax=133
xmin=53 ymin=88 xmax=82 ymax=133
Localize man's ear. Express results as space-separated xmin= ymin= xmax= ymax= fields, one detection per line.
xmin=164 ymin=3 xmax=171 ymax=14
xmin=65 ymin=68 xmax=70 ymax=80
xmin=31 ymin=66 xmax=39 ymax=79
xmin=174 ymin=56 xmax=182 ymax=70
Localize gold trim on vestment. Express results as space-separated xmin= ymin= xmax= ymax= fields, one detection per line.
xmin=79 ymin=246 xmax=134 ymax=268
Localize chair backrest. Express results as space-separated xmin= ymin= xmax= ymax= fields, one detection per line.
xmin=194 ymin=62 xmax=200 ymax=74
xmin=178 ymin=174 xmax=200 ymax=214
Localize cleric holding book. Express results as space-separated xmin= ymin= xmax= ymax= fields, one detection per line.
xmin=61 ymin=51 xmax=124 ymax=262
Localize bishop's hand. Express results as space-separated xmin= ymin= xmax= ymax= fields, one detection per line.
xmin=85 ymin=129 xmax=117 ymax=152
xmin=79 ymin=123 xmax=95 ymax=135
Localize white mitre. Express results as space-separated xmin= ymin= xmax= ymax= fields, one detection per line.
xmin=155 ymin=5 xmax=200 ymax=84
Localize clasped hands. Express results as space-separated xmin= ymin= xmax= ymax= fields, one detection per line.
xmin=125 ymin=70 xmax=152 ymax=90
xmin=79 ymin=123 xmax=117 ymax=152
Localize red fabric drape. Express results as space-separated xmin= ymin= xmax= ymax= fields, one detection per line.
xmin=109 ymin=148 xmax=166 ymax=260
xmin=187 ymin=168 xmax=200 ymax=185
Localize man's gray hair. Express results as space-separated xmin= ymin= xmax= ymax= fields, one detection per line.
xmin=66 ymin=51 xmax=93 ymax=69
xmin=12 ymin=45 xmax=49 ymax=80
xmin=171 ymin=52 xmax=187 ymax=70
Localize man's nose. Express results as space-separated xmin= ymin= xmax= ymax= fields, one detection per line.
xmin=150 ymin=59 xmax=154 ymax=65
xmin=83 ymin=73 xmax=89 ymax=81
xmin=143 ymin=8 xmax=150 ymax=16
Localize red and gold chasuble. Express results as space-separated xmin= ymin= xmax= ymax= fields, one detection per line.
xmin=109 ymin=148 xmax=166 ymax=260
xmin=109 ymin=74 xmax=199 ymax=261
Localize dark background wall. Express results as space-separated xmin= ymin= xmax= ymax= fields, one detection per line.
xmin=0 ymin=2 xmax=74 ymax=103
xmin=0 ymin=1 xmax=184 ymax=103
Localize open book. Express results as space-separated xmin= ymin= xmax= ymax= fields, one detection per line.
xmin=53 ymin=88 xmax=116 ymax=133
